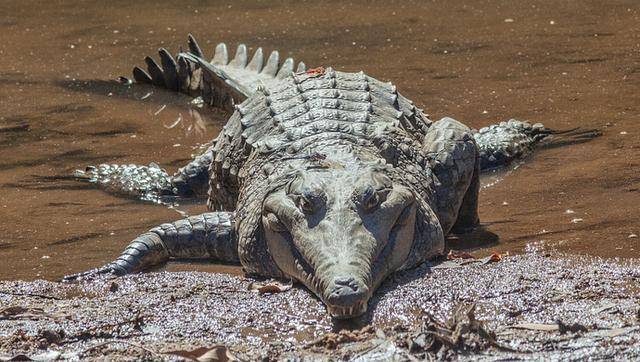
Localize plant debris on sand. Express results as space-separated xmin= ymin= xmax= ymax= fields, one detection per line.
xmin=1 ymin=252 xmax=639 ymax=360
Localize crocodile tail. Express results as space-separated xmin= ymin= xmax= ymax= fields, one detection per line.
xmin=125 ymin=34 xmax=307 ymax=112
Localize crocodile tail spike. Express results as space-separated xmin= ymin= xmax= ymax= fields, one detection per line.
xmin=213 ymin=42 xmax=229 ymax=65
xmin=159 ymin=48 xmax=179 ymax=91
xmin=229 ymin=44 xmax=248 ymax=68
xmin=127 ymin=35 xmax=309 ymax=111
xmin=187 ymin=33 xmax=204 ymax=59
xmin=247 ymin=47 xmax=264 ymax=72
xmin=262 ymin=50 xmax=280 ymax=76
xmin=132 ymin=66 xmax=152 ymax=83
xmin=144 ymin=56 xmax=165 ymax=86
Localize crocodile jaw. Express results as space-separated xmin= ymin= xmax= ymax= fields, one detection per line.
xmin=326 ymin=303 xmax=368 ymax=319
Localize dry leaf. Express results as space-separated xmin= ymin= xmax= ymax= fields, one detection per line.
xmin=248 ymin=279 xmax=293 ymax=294
xmin=164 ymin=346 xmax=235 ymax=362
xmin=481 ymin=252 xmax=507 ymax=265
xmin=447 ymin=250 xmax=475 ymax=260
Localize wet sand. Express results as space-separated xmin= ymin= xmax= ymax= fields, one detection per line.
xmin=1 ymin=254 xmax=639 ymax=359
xmin=1 ymin=0 xmax=639 ymax=280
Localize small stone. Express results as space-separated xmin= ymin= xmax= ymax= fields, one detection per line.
xmin=565 ymin=209 xmax=575 ymax=214
xmin=571 ymin=218 xmax=584 ymax=224
xmin=629 ymin=234 xmax=638 ymax=239
xmin=620 ymin=131 xmax=628 ymax=135
xmin=504 ymin=18 xmax=514 ymax=23
xmin=502 ymin=201 xmax=509 ymax=206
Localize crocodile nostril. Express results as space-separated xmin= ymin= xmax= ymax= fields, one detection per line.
xmin=333 ymin=276 xmax=358 ymax=290
xmin=326 ymin=276 xmax=368 ymax=307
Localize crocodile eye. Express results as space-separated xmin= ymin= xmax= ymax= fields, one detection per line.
xmin=365 ymin=192 xmax=380 ymax=210
xmin=294 ymin=191 xmax=326 ymax=215
xmin=264 ymin=212 xmax=287 ymax=233
xmin=354 ymin=185 xmax=389 ymax=213
xmin=298 ymin=197 xmax=315 ymax=214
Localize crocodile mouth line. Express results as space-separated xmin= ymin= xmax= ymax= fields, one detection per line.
xmin=326 ymin=302 xmax=367 ymax=319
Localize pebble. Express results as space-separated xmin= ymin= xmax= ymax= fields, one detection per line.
xmin=629 ymin=234 xmax=638 ymax=239
xmin=565 ymin=209 xmax=575 ymax=214
xmin=571 ymin=218 xmax=584 ymax=224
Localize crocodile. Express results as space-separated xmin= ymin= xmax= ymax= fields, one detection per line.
xmin=66 ymin=35 xmax=557 ymax=318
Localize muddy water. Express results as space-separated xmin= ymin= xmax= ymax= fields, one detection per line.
xmin=0 ymin=0 xmax=639 ymax=280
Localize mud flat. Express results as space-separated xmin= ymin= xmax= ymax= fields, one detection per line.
xmin=1 ymin=253 xmax=638 ymax=360
xmin=1 ymin=0 xmax=639 ymax=280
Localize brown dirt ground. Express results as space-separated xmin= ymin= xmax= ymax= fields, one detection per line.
xmin=1 ymin=254 xmax=640 ymax=360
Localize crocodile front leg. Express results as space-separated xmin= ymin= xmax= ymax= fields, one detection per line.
xmin=423 ymin=117 xmax=479 ymax=234
xmin=63 ymin=212 xmax=237 ymax=281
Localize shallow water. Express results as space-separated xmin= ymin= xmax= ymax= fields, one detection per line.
xmin=1 ymin=0 xmax=639 ymax=280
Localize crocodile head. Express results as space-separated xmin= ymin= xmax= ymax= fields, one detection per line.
xmin=261 ymin=163 xmax=418 ymax=318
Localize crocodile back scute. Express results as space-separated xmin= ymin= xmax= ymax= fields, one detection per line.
xmin=207 ymin=69 xmax=440 ymax=275
xmin=207 ymin=68 xmax=434 ymax=212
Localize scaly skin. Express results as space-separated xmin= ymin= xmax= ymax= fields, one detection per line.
xmin=66 ymin=35 xmax=552 ymax=319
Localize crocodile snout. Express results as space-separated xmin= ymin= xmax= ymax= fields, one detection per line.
xmin=326 ymin=276 xmax=369 ymax=307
